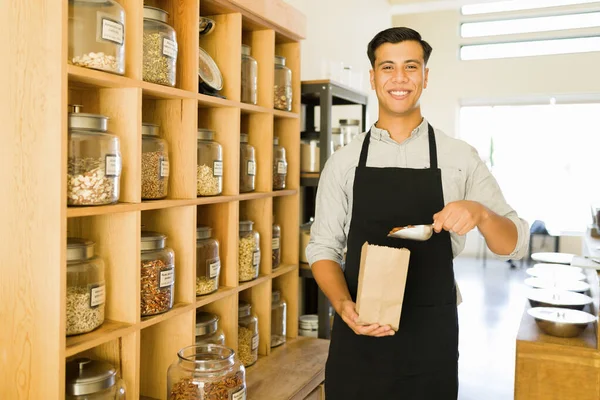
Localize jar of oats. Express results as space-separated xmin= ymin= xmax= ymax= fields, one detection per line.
xmin=239 ymin=134 xmax=256 ymax=193
xmin=68 ymin=105 xmax=121 ymax=206
xmin=274 ymin=55 xmax=292 ymax=111
xmin=239 ymin=220 xmax=260 ymax=282
xmin=140 ymin=231 xmax=175 ymax=317
xmin=238 ymin=301 xmax=259 ymax=367
xmin=143 ymin=6 xmax=177 ymax=87
xmin=196 ymin=226 xmax=220 ymax=296
xmin=197 ymin=129 xmax=223 ymax=196
xmin=142 ymin=123 xmax=169 ymax=200
xmin=66 ymin=238 xmax=106 ymax=336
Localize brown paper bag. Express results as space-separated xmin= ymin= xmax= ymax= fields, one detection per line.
xmin=355 ymin=242 xmax=410 ymax=331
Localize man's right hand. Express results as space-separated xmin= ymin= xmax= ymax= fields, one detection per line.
xmin=338 ymin=300 xmax=395 ymax=337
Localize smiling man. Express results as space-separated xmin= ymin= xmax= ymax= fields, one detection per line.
xmin=307 ymin=27 xmax=529 ymax=399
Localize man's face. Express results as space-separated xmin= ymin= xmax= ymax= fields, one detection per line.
xmin=369 ymin=41 xmax=429 ymax=118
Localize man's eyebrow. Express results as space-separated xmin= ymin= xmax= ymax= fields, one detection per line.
xmin=377 ymin=60 xmax=394 ymax=67
xmin=404 ymin=59 xmax=423 ymax=65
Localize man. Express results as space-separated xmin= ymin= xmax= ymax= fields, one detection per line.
xmin=306 ymin=27 xmax=529 ymax=399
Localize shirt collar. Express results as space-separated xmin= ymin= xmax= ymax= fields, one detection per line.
xmin=370 ymin=118 xmax=429 ymax=142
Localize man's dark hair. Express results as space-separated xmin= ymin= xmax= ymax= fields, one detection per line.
xmin=367 ymin=27 xmax=433 ymax=67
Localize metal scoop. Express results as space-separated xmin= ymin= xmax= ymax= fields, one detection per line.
xmin=388 ymin=224 xmax=435 ymax=241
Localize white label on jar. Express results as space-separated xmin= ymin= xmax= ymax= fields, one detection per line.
xmin=253 ymin=250 xmax=260 ymax=267
xmin=90 ymin=284 xmax=106 ymax=308
xmin=105 ymin=154 xmax=121 ymax=177
xmin=277 ymin=161 xmax=287 ymax=175
xmin=101 ymin=18 xmax=124 ymax=45
xmin=213 ymin=161 xmax=223 ymax=177
xmin=272 ymin=237 xmax=280 ymax=250
xmin=247 ymin=160 xmax=256 ymax=176
xmin=232 ymin=388 xmax=246 ymax=400
xmin=251 ymin=334 xmax=259 ymax=350
xmin=160 ymin=159 xmax=170 ymax=178
xmin=208 ymin=259 xmax=221 ymax=279
xmin=159 ymin=268 xmax=175 ymax=288
xmin=162 ymin=37 xmax=178 ymax=59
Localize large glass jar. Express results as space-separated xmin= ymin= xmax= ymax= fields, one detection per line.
xmin=66 ymin=238 xmax=106 ymax=336
xmin=197 ymin=129 xmax=223 ymax=196
xmin=142 ymin=123 xmax=169 ymax=200
xmin=143 ymin=6 xmax=178 ymax=87
xmin=167 ymin=345 xmax=246 ymax=400
xmin=195 ymin=311 xmax=225 ymax=346
xmin=340 ymin=119 xmax=360 ymax=144
xmin=274 ymin=55 xmax=292 ymax=111
xmin=66 ymin=358 xmax=126 ymax=400
xmin=272 ymin=223 xmax=281 ymax=270
xmin=68 ymin=106 xmax=122 ymax=206
xmin=238 ymin=301 xmax=259 ymax=367
xmin=141 ymin=231 xmax=175 ymax=317
xmin=241 ymin=45 xmax=258 ymax=105
xmin=196 ymin=226 xmax=220 ymax=296
xmin=271 ymin=290 xmax=287 ymax=348
xmin=68 ymin=0 xmax=125 ymax=75
xmin=273 ymin=137 xmax=287 ymax=190
xmin=300 ymin=138 xmax=320 ymax=173
xmin=332 ymin=127 xmax=344 ymax=151
xmin=240 ymin=134 xmax=256 ymax=193
xmin=239 ymin=221 xmax=260 ymax=282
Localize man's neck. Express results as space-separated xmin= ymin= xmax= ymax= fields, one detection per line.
xmin=375 ymin=110 xmax=424 ymax=143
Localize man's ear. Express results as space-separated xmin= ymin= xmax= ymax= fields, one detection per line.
xmin=369 ymin=69 xmax=375 ymax=90
xmin=424 ymin=67 xmax=429 ymax=89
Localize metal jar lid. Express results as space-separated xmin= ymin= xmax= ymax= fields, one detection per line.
xmin=242 ymin=44 xmax=251 ymax=56
xmin=272 ymin=290 xmax=281 ymax=304
xmin=143 ymin=6 xmax=169 ymax=23
xmin=299 ymin=314 xmax=318 ymax=329
xmin=275 ymin=55 xmax=286 ymax=66
xmin=273 ymin=137 xmax=279 ymax=146
xmin=67 ymin=238 xmax=95 ymax=261
xmin=339 ymin=119 xmax=360 ymax=126
xmin=239 ymin=220 xmax=254 ymax=232
xmin=196 ymin=226 xmax=212 ymax=240
xmin=141 ymin=231 xmax=167 ymax=251
xmin=240 ymin=133 xmax=249 ymax=143
xmin=239 ymin=300 xmax=252 ymax=318
xmin=196 ymin=311 xmax=219 ymax=336
xmin=142 ymin=123 xmax=160 ymax=137
xmin=65 ymin=358 xmax=117 ymax=396
xmin=68 ymin=105 xmax=109 ymax=132
xmin=197 ymin=128 xmax=215 ymax=141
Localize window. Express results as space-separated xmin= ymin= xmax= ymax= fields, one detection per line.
xmin=462 ymin=0 xmax=600 ymax=16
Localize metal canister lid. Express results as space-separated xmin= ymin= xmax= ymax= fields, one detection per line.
xmin=197 ymin=128 xmax=215 ymax=141
xmin=275 ymin=55 xmax=286 ymax=66
xmin=272 ymin=290 xmax=281 ymax=304
xmin=242 ymin=44 xmax=251 ymax=56
xmin=331 ymin=127 xmax=341 ymax=133
xmin=196 ymin=311 xmax=219 ymax=336
xmin=67 ymin=238 xmax=95 ymax=261
xmin=68 ymin=106 xmax=109 ymax=132
xmin=299 ymin=314 xmax=318 ymax=329
xmin=339 ymin=119 xmax=360 ymax=126
xmin=240 ymin=133 xmax=249 ymax=143
xmin=65 ymin=358 xmax=117 ymax=396
xmin=273 ymin=137 xmax=279 ymax=146
xmin=239 ymin=220 xmax=254 ymax=232
xmin=239 ymin=300 xmax=252 ymax=317
xmin=143 ymin=6 xmax=169 ymax=23
xmin=142 ymin=123 xmax=160 ymax=137
xmin=196 ymin=226 xmax=212 ymax=240
xmin=141 ymin=231 xmax=167 ymax=251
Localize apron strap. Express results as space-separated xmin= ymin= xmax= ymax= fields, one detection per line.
xmin=358 ymin=130 xmax=372 ymax=168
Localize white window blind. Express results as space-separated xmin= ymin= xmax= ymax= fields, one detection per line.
xmin=462 ymin=0 xmax=600 ymax=15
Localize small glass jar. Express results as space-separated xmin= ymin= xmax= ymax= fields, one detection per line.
xmin=167 ymin=345 xmax=246 ymax=400
xmin=298 ymin=314 xmax=318 ymax=338
xmin=195 ymin=311 xmax=225 ymax=346
xmin=300 ymin=138 xmax=320 ymax=173
xmin=241 ymin=45 xmax=258 ymax=105
xmin=66 ymin=238 xmax=106 ymax=336
xmin=66 ymin=358 xmax=126 ymax=400
xmin=140 ymin=231 xmax=175 ymax=317
xmin=142 ymin=123 xmax=169 ymax=200
xmin=68 ymin=0 xmax=125 ymax=75
xmin=68 ymin=106 xmax=122 ymax=206
xmin=240 ymin=134 xmax=256 ymax=193
xmin=271 ymin=290 xmax=287 ymax=348
xmin=272 ymin=223 xmax=281 ymax=270
xmin=197 ymin=129 xmax=223 ymax=196
xmin=196 ymin=226 xmax=220 ymax=296
xmin=332 ymin=127 xmax=344 ymax=151
xmin=238 ymin=301 xmax=259 ymax=367
xmin=239 ymin=221 xmax=260 ymax=282
xmin=273 ymin=137 xmax=287 ymax=190
xmin=143 ymin=6 xmax=178 ymax=87
xmin=274 ymin=55 xmax=292 ymax=111
xmin=340 ymin=119 xmax=360 ymax=144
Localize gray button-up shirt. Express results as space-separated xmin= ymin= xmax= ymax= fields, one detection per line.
xmin=306 ymin=118 xmax=530 ymax=267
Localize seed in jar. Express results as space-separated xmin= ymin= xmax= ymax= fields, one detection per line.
xmin=68 ymin=157 xmax=118 ymax=206
xmin=197 ymin=164 xmax=221 ymax=196
xmin=274 ymin=85 xmax=291 ymax=110
xmin=71 ymin=52 xmax=120 ymax=73
xmin=273 ymin=163 xmax=286 ymax=190
xmin=143 ymin=32 xmax=176 ymax=86
xmin=239 ymin=236 xmax=258 ymax=282
xmin=196 ymin=276 xmax=217 ymax=296
xmin=142 ymin=151 xmax=168 ymax=199
xmin=141 ymin=259 xmax=173 ymax=316
xmin=238 ymin=326 xmax=258 ymax=367
xmin=66 ymin=286 xmax=105 ymax=336
xmin=168 ymin=371 xmax=244 ymax=400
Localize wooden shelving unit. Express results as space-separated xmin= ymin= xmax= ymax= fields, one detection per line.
xmin=1 ymin=0 xmax=304 ymax=399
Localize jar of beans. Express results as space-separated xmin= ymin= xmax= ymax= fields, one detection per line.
xmin=238 ymin=301 xmax=259 ymax=367
xmin=141 ymin=123 xmax=169 ymax=200
xmin=196 ymin=226 xmax=220 ymax=296
xmin=140 ymin=231 xmax=175 ymax=317
xmin=239 ymin=134 xmax=256 ymax=193
xmin=239 ymin=220 xmax=260 ymax=282
xmin=273 ymin=137 xmax=287 ymax=190
xmin=197 ymin=129 xmax=223 ymax=197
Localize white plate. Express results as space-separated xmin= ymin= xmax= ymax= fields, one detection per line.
xmin=526 ymin=268 xmax=586 ymax=281
xmin=527 ymin=307 xmax=596 ymax=324
xmin=533 ymin=263 xmax=582 ymax=273
xmin=524 ymin=277 xmax=590 ymax=293
xmin=531 ymin=252 xmax=576 ymax=265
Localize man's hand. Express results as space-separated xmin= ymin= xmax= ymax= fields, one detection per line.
xmin=433 ymin=200 xmax=489 ymax=236
xmin=337 ymin=300 xmax=395 ymax=337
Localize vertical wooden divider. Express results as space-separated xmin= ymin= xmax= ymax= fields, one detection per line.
xmin=274 ymin=272 xmax=299 ymax=339
xmin=240 ymin=198 xmax=273 ymax=276
xmin=274 ymin=195 xmax=300 ymax=266
xmin=246 ymin=29 xmax=275 ymax=109
xmin=245 ymin=113 xmax=274 ymax=193
xmin=200 ymin=293 xmax=240 ymax=352
xmin=240 ymin=280 xmax=273 ymax=357
xmin=275 ymin=118 xmax=300 ymax=191
xmin=120 ymin=0 xmax=143 ymax=80
xmin=276 ymin=41 xmax=302 ymax=114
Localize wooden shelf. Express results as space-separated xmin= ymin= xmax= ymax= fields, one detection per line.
xmin=67 ymin=64 xmax=136 ymax=89
xmin=65 ymin=320 xmax=136 ymax=358
xmin=140 ymin=303 xmax=195 ymax=330
xmin=195 ymin=286 xmax=237 ymax=308
xmin=274 ymin=109 xmax=300 ymax=119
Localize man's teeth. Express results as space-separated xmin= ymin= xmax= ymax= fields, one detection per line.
xmin=391 ymin=91 xmax=408 ymax=96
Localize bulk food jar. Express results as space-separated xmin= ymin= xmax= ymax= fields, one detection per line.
xmin=340 ymin=119 xmax=360 ymax=144
xmin=68 ymin=106 xmax=121 ymax=206
xmin=195 ymin=311 xmax=225 ymax=346
xmin=196 ymin=226 xmax=220 ymax=296
xmin=274 ymin=55 xmax=292 ymax=111
xmin=140 ymin=231 xmax=175 ymax=317
xmin=239 ymin=134 xmax=256 ymax=193
xmin=241 ymin=45 xmax=258 ymax=105
xmin=142 ymin=123 xmax=169 ymax=200
xmin=273 ymin=137 xmax=287 ymax=190
xmin=66 ymin=358 xmax=126 ymax=400
xmin=197 ymin=129 xmax=223 ymax=196
xmin=167 ymin=345 xmax=246 ymax=400
xmin=272 ymin=223 xmax=281 ymax=270
xmin=143 ymin=6 xmax=178 ymax=87
xmin=238 ymin=301 xmax=259 ymax=367
xmin=68 ymin=0 xmax=125 ymax=75
xmin=271 ymin=290 xmax=287 ymax=348
xmin=239 ymin=220 xmax=260 ymax=282
xmin=66 ymin=238 xmax=106 ymax=336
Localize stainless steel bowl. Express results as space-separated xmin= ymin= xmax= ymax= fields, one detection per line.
xmin=528 ymin=307 xmax=596 ymax=338
xmin=526 ymin=289 xmax=593 ymax=311
xmin=524 ymin=277 xmax=590 ymax=294
xmin=525 ymin=267 xmax=586 ymax=282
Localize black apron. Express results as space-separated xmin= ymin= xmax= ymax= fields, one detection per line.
xmin=325 ymin=124 xmax=459 ymax=399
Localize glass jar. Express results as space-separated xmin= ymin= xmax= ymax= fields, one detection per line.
xmin=298 ymin=314 xmax=318 ymax=338
xmin=196 ymin=226 xmax=220 ymax=296
xmin=273 ymin=137 xmax=287 ymax=190
xmin=274 ymin=56 xmax=292 ymax=111
xmin=300 ymin=138 xmax=320 ymax=173
xmin=195 ymin=311 xmax=225 ymax=346
xmin=340 ymin=119 xmax=360 ymax=144
xmin=66 ymin=238 xmax=106 ymax=336
xmin=66 ymin=358 xmax=126 ymax=400
xmin=68 ymin=0 xmax=125 ymax=75
xmin=241 ymin=45 xmax=258 ymax=105
xmin=238 ymin=301 xmax=259 ymax=367
xmin=332 ymin=127 xmax=344 ymax=151
xmin=143 ymin=6 xmax=178 ymax=87
xmin=140 ymin=231 xmax=175 ymax=317
xmin=272 ymin=223 xmax=281 ymax=270
xmin=142 ymin=123 xmax=169 ymax=200
xmin=271 ymin=290 xmax=287 ymax=348
xmin=197 ymin=129 xmax=223 ymax=196
xmin=167 ymin=345 xmax=246 ymax=400
xmin=239 ymin=221 xmax=260 ymax=282
xmin=68 ymin=106 xmax=122 ymax=206
xmin=240 ymin=134 xmax=256 ymax=193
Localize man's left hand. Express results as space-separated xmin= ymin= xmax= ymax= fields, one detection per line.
xmin=433 ymin=200 xmax=489 ymax=236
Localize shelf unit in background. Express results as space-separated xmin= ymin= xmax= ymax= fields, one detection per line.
xmin=1 ymin=0 xmax=304 ymax=399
